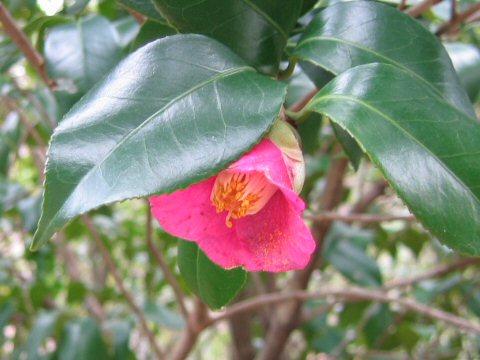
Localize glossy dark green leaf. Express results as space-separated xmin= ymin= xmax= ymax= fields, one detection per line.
xmin=178 ymin=240 xmax=247 ymax=309
xmin=307 ymin=63 xmax=480 ymax=255
xmin=364 ymin=304 xmax=392 ymax=346
xmin=32 ymin=35 xmax=286 ymax=250
xmin=445 ymin=42 xmax=480 ymax=101
xmin=56 ymin=318 xmax=109 ymax=360
xmin=106 ymin=320 xmax=133 ymax=360
xmin=331 ymin=121 xmax=362 ymax=170
xmin=44 ymin=15 xmax=124 ymax=93
xmin=153 ymin=0 xmax=302 ymax=74
xmin=294 ymin=1 xmax=475 ymax=118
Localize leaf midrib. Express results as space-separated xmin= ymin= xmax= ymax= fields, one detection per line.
xmin=43 ymin=65 xmax=254 ymax=238
xmin=311 ymin=94 xmax=480 ymax=205
xmin=296 ymin=36 xmax=472 ymax=116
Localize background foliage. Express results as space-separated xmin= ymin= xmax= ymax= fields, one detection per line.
xmin=1 ymin=0 xmax=480 ymax=359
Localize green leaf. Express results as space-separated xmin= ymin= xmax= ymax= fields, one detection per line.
xmin=56 ymin=318 xmax=109 ymax=360
xmin=153 ymin=0 xmax=302 ymax=74
xmin=44 ymin=15 xmax=124 ymax=93
xmin=325 ymin=224 xmax=382 ymax=287
xmin=132 ymin=19 xmax=177 ymax=50
xmin=143 ymin=302 xmax=185 ymax=330
xmin=294 ymin=1 xmax=475 ymax=118
xmin=307 ymin=63 xmax=480 ymax=255
xmin=20 ymin=311 xmax=60 ymax=360
xmin=445 ymin=42 xmax=480 ymax=101
xmin=0 ymin=112 xmax=21 ymax=176
xmin=0 ymin=37 xmax=20 ymax=72
xmin=32 ymin=34 xmax=286 ymax=250
xmin=113 ymin=17 xmax=141 ymax=48
xmin=178 ymin=240 xmax=247 ymax=309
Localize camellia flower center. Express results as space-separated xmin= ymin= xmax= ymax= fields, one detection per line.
xmin=211 ymin=171 xmax=277 ymax=228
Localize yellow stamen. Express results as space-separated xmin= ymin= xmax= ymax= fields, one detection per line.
xmin=211 ymin=171 xmax=277 ymax=228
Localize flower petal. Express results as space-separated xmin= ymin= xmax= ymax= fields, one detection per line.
xmin=229 ymin=139 xmax=292 ymax=190
xmin=235 ymin=191 xmax=316 ymax=272
xmin=149 ymin=177 xmax=249 ymax=269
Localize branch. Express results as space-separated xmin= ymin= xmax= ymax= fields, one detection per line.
xmin=207 ymin=288 xmax=480 ymax=335
xmin=146 ymin=204 xmax=190 ymax=322
xmin=82 ymin=216 xmax=165 ymax=360
xmin=305 ymin=211 xmax=415 ymax=224
xmin=385 ymin=257 xmax=480 ymax=289
xmin=436 ymin=3 xmax=480 ymax=35
xmin=0 ymin=3 xmax=56 ymax=88
xmin=405 ymin=0 xmax=443 ymax=17
xmin=170 ymin=299 xmax=208 ymax=360
xmin=257 ymin=155 xmax=349 ymax=360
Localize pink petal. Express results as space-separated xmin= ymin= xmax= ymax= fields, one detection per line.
xmin=149 ymin=178 xmax=250 ymax=269
xmin=229 ymin=139 xmax=305 ymax=212
xmin=235 ymin=191 xmax=316 ymax=272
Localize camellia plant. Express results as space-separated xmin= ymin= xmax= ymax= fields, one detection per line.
xmin=1 ymin=0 xmax=480 ymax=358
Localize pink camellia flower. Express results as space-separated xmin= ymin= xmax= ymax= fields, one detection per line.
xmin=150 ymin=125 xmax=316 ymax=272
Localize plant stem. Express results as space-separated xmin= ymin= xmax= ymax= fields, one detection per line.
xmin=82 ymin=216 xmax=165 ymax=360
xmin=0 ymin=3 xmax=56 ymax=88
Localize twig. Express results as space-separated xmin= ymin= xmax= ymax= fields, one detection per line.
xmin=305 ymin=211 xmax=415 ymax=224
xmin=436 ymin=3 xmax=480 ymax=35
xmin=385 ymin=257 xmax=480 ymax=289
xmin=82 ymin=216 xmax=165 ymax=360
xmin=257 ymin=156 xmax=349 ymax=360
xmin=289 ymin=88 xmax=318 ymax=113
xmin=170 ymin=299 xmax=208 ymax=360
xmin=406 ymin=0 xmax=443 ymax=17
xmin=146 ymin=204 xmax=190 ymax=322
xmin=206 ymin=288 xmax=480 ymax=335
xmin=3 ymin=96 xmax=47 ymax=150
xmin=0 ymin=3 xmax=56 ymax=88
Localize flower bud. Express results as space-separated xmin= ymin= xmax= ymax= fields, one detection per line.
xmin=267 ymin=119 xmax=305 ymax=194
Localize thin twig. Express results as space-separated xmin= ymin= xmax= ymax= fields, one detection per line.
xmin=305 ymin=211 xmax=415 ymax=224
xmin=82 ymin=216 xmax=165 ymax=360
xmin=206 ymin=288 xmax=480 ymax=335
xmin=289 ymin=88 xmax=318 ymax=113
xmin=146 ymin=204 xmax=190 ymax=322
xmin=0 ymin=3 xmax=56 ymax=88
xmin=170 ymin=299 xmax=208 ymax=360
xmin=385 ymin=257 xmax=480 ymax=289
xmin=406 ymin=0 xmax=443 ymax=17
xmin=436 ymin=3 xmax=480 ymax=35
xmin=3 ymin=97 xmax=47 ymax=150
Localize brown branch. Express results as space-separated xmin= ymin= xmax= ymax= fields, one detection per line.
xmin=305 ymin=211 xmax=415 ymax=224
xmin=436 ymin=3 xmax=480 ymax=35
xmin=385 ymin=257 xmax=480 ymax=289
xmin=288 ymin=88 xmax=318 ymax=113
xmin=257 ymin=156 xmax=349 ymax=360
xmin=406 ymin=0 xmax=443 ymax=17
xmin=82 ymin=216 xmax=165 ymax=360
xmin=170 ymin=299 xmax=208 ymax=360
xmin=0 ymin=3 xmax=56 ymax=88
xmin=206 ymin=288 xmax=480 ymax=335
xmin=146 ymin=204 xmax=190 ymax=322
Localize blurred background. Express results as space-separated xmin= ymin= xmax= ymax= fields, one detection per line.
xmin=1 ymin=0 xmax=480 ymax=359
